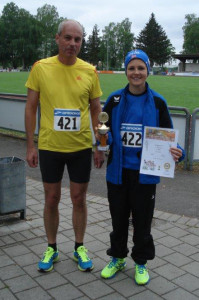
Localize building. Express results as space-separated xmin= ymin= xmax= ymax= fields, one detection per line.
xmin=172 ymin=54 xmax=199 ymax=73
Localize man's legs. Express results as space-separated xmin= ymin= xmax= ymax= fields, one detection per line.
xmin=43 ymin=181 xmax=62 ymax=244
xmin=70 ymin=181 xmax=94 ymax=271
xmin=70 ymin=181 xmax=88 ymax=243
xmin=39 ymin=150 xmax=65 ymax=245
xmin=38 ymin=181 xmax=61 ymax=272
xmin=43 ymin=180 xmax=89 ymax=246
xmin=38 ymin=148 xmax=92 ymax=271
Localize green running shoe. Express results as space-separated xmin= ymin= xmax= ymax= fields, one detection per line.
xmin=101 ymin=257 xmax=126 ymax=279
xmin=38 ymin=246 xmax=59 ymax=272
xmin=134 ymin=263 xmax=150 ymax=285
xmin=73 ymin=246 xmax=94 ymax=271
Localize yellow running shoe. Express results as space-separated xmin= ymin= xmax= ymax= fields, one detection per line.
xmin=135 ymin=263 xmax=150 ymax=285
xmin=101 ymin=257 xmax=126 ymax=279
xmin=38 ymin=247 xmax=59 ymax=272
xmin=73 ymin=246 xmax=94 ymax=271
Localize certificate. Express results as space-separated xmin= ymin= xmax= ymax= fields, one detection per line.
xmin=140 ymin=127 xmax=179 ymax=178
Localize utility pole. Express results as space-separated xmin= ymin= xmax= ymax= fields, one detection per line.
xmin=106 ymin=38 xmax=109 ymax=70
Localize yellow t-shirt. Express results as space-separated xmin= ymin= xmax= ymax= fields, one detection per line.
xmin=25 ymin=56 xmax=102 ymax=152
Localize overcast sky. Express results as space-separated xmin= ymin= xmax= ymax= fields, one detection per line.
xmin=1 ymin=0 xmax=198 ymax=53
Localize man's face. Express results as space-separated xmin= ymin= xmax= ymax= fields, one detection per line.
xmin=56 ymin=22 xmax=83 ymax=60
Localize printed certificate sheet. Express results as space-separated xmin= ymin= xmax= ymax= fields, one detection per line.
xmin=140 ymin=127 xmax=178 ymax=178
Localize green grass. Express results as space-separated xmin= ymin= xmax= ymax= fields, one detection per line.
xmin=147 ymin=75 xmax=199 ymax=112
xmin=0 ymin=72 xmax=29 ymax=94
xmin=0 ymin=72 xmax=199 ymax=112
xmin=99 ymin=74 xmax=199 ymax=112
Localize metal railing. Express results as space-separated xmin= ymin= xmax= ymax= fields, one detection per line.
xmin=168 ymin=106 xmax=191 ymax=170
xmin=189 ymin=108 xmax=199 ymax=170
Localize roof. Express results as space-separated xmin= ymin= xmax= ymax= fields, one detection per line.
xmin=172 ymin=54 xmax=199 ymax=62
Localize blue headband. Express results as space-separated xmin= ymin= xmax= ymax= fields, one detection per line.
xmin=124 ymin=49 xmax=150 ymax=74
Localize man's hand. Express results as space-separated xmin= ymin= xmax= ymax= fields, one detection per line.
xmin=93 ymin=148 xmax=105 ymax=168
xmin=26 ymin=146 xmax=38 ymax=168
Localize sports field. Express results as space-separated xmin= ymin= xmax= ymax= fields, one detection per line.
xmin=0 ymin=71 xmax=198 ymax=112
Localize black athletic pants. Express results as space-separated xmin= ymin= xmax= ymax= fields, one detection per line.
xmin=106 ymin=168 xmax=156 ymax=265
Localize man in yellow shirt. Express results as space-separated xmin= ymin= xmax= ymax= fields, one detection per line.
xmin=25 ymin=19 xmax=104 ymax=272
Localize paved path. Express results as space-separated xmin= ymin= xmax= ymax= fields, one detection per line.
xmin=1 ymin=178 xmax=199 ymax=300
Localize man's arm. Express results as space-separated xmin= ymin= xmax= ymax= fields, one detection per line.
xmin=89 ymin=97 xmax=105 ymax=168
xmin=25 ymin=88 xmax=40 ymax=168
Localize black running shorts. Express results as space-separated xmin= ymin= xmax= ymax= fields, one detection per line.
xmin=39 ymin=148 xmax=92 ymax=183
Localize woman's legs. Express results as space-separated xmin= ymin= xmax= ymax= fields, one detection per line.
xmin=107 ymin=180 xmax=130 ymax=258
xmin=130 ymin=182 xmax=156 ymax=264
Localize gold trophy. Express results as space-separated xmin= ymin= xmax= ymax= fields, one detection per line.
xmin=97 ymin=112 xmax=109 ymax=151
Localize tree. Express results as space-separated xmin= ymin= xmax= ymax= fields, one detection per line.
xmin=86 ymin=24 xmax=101 ymax=66
xmin=36 ymin=4 xmax=60 ymax=58
xmin=182 ymin=14 xmax=199 ymax=54
xmin=0 ymin=2 xmax=42 ymax=69
xmin=136 ymin=13 xmax=174 ymax=67
xmin=116 ymin=18 xmax=134 ymax=65
xmin=0 ymin=2 xmax=20 ymax=68
xmin=101 ymin=22 xmax=116 ymax=69
xmin=15 ymin=9 xmax=43 ymax=69
xmin=0 ymin=18 xmax=7 ymax=68
xmin=78 ymin=26 xmax=88 ymax=61
xmin=0 ymin=4 xmax=136 ymax=70
xmin=101 ymin=18 xmax=134 ymax=70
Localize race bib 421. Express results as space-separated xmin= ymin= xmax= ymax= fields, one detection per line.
xmin=54 ymin=109 xmax=81 ymax=131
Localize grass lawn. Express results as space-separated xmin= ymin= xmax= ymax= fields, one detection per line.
xmin=0 ymin=72 xmax=29 ymax=94
xmin=0 ymin=72 xmax=199 ymax=112
xmin=99 ymin=74 xmax=199 ymax=112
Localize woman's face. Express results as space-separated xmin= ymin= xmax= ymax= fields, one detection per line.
xmin=126 ymin=59 xmax=148 ymax=93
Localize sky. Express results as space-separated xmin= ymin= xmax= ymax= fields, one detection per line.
xmin=0 ymin=0 xmax=198 ymax=54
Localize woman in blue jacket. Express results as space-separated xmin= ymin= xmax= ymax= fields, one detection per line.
xmin=98 ymin=49 xmax=185 ymax=285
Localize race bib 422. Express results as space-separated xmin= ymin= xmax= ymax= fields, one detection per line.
xmin=120 ymin=123 xmax=142 ymax=148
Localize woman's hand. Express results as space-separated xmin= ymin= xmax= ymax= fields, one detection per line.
xmin=170 ymin=147 xmax=182 ymax=162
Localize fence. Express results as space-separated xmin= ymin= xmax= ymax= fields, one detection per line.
xmin=0 ymin=93 xmax=198 ymax=170
xmin=189 ymin=108 xmax=199 ymax=170
xmin=169 ymin=106 xmax=190 ymax=170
